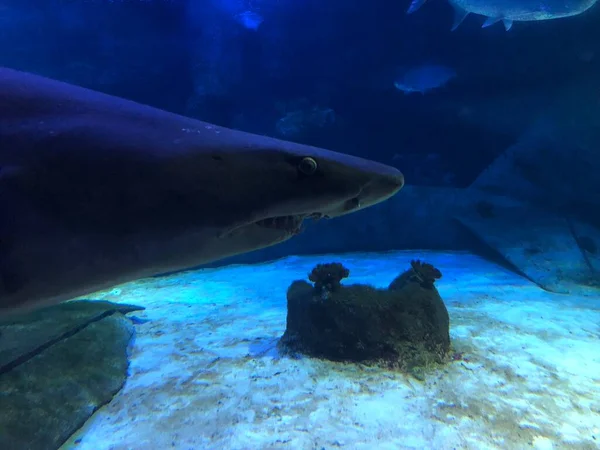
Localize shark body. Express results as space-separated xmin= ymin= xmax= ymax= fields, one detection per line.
xmin=0 ymin=68 xmax=404 ymax=316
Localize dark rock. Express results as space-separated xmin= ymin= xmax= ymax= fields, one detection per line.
xmin=0 ymin=300 xmax=143 ymax=450
xmin=279 ymin=262 xmax=450 ymax=376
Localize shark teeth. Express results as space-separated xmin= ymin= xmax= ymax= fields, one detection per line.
xmin=254 ymin=212 xmax=325 ymax=234
xmin=256 ymin=215 xmax=304 ymax=233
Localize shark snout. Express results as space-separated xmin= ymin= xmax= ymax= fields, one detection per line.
xmin=359 ymin=166 xmax=405 ymax=206
xmin=322 ymin=161 xmax=405 ymax=218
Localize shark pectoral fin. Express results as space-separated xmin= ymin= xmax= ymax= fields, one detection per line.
xmin=482 ymin=16 xmax=502 ymax=28
xmin=406 ymin=0 xmax=427 ymax=14
xmin=503 ymin=19 xmax=513 ymax=30
xmin=451 ymin=6 xmax=469 ymax=31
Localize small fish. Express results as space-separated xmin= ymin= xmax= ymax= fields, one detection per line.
xmin=407 ymin=0 xmax=598 ymax=31
xmin=393 ymin=64 xmax=456 ymax=94
xmin=235 ymin=10 xmax=264 ymax=31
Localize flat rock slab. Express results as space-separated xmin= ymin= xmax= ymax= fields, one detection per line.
xmin=570 ymin=219 xmax=600 ymax=274
xmin=456 ymin=206 xmax=600 ymax=295
xmin=0 ymin=300 xmax=143 ymax=450
xmin=0 ymin=300 xmax=143 ymax=374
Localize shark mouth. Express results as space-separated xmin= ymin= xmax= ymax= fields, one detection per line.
xmin=255 ymin=213 xmax=324 ymax=234
xmin=255 ymin=215 xmax=305 ymax=234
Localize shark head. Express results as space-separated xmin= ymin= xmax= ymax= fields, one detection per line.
xmin=210 ymin=146 xmax=404 ymax=253
xmin=178 ymin=135 xmax=405 ymax=257
xmin=0 ymin=66 xmax=405 ymax=314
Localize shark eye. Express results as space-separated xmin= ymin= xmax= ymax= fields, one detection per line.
xmin=298 ymin=157 xmax=318 ymax=175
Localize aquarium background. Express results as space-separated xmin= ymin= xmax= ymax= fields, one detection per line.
xmin=4 ymin=0 xmax=599 ymax=268
xmin=2 ymin=1 xmax=600 ymax=449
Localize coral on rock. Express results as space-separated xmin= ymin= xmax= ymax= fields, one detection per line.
xmin=389 ymin=259 xmax=442 ymax=290
xmin=308 ymin=262 xmax=350 ymax=297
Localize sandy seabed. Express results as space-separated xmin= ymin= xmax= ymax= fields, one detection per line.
xmin=61 ymin=251 xmax=600 ymax=450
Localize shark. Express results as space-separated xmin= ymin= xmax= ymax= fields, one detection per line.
xmin=0 ymin=67 xmax=404 ymax=317
xmin=407 ymin=0 xmax=598 ymax=31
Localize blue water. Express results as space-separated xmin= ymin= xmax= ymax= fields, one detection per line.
xmin=1 ymin=1 xmax=599 ymax=449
